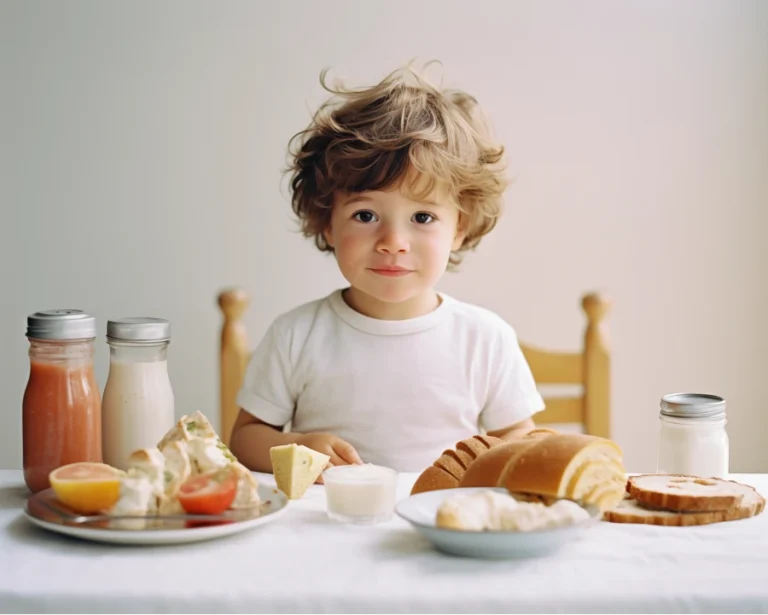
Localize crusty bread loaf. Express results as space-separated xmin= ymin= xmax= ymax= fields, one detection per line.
xmin=524 ymin=428 xmax=559 ymax=437
xmin=460 ymin=433 xmax=547 ymax=488
xmin=410 ymin=435 xmax=504 ymax=495
xmin=434 ymin=453 xmax=465 ymax=481
xmin=456 ymin=435 xmax=495 ymax=458
xmin=502 ymin=433 xmax=625 ymax=511
xmin=456 ymin=432 xmax=626 ymax=512
xmin=627 ymin=474 xmax=746 ymax=512
xmin=605 ymin=481 xmax=765 ymax=526
xmin=410 ymin=465 xmax=461 ymax=494
xmin=445 ymin=449 xmax=473 ymax=470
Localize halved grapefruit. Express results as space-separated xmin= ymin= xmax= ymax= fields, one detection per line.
xmin=49 ymin=462 xmax=125 ymax=514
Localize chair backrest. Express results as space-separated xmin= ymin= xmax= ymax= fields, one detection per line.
xmin=218 ymin=288 xmax=251 ymax=447
xmin=518 ymin=293 xmax=611 ymax=438
xmin=216 ymin=290 xmax=611 ymax=445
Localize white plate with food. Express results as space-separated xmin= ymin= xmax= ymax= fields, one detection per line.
xmin=396 ymin=487 xmax=600 ymax=559
xmin=23 ymin=411 xmax=290 ymax=545
xmin=24 ymin=483 xmax=289 ymax=545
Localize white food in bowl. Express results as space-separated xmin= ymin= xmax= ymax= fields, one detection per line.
xmin=436 ymin=489 xmax=590 ymax=531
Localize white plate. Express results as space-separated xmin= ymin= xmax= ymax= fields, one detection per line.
xmin=395 ymin=487 xmax=600 ymax=559
xmin=24 ymin=484 xmax=289 ymax=545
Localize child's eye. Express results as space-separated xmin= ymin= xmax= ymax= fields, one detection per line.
xmin=413 ymin=212 xmax=435 ymax=224
xmin=352 ymin=210 xmax=377 ymax=223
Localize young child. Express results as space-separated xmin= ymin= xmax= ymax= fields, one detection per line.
xmin=229 ymin=64 xmax=544 ymax=474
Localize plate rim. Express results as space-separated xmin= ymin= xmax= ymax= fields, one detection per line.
xmin=23 ymin=483 xmax=289 ymax=545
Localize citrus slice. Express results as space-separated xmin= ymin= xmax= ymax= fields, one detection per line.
xmin=49 ymin=462 xmax=125 ymax=514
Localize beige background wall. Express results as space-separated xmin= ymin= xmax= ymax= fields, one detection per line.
xmin=2 ymin=0 xmax=766 ymax=473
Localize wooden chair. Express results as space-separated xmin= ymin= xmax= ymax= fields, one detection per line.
xmin=518 ymin=293 xmax=611 ymax=438
xmin=217 ymin=290 xmax=611 ymax=445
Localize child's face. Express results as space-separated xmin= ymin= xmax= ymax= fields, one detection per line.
xmin=324 ymin=178 xmax=465 ymax=318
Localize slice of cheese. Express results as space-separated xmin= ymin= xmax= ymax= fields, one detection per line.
xmin=270 ymin=444 xmax=330 ymax=499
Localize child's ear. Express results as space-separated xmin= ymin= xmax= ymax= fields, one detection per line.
xmin=323 ymin=226 xmax=334 ymax=248
xmin=452 ymin=222 xmax=467 ymax=251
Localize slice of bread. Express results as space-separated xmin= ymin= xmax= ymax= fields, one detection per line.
xmin=604 ymin=481 xmax=765 ymax=526
xmin=627 ymin=474 xmax=746 ymax=512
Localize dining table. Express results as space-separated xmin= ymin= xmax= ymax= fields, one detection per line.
xmin=1 ymin=469 xmax=767 ymax=614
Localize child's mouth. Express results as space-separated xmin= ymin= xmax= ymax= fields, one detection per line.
xmin=369 ymin=268 xmax=413 ymax=277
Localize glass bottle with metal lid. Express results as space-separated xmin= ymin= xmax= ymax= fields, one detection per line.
xmin=101 ymin=317 xmax=175 ymax=470
xmin=22 ymin=310 xmax=103 ymax=493
xmin=656 ymin=393 xmax=729 ymax=479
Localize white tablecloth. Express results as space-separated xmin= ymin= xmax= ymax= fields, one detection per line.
xmin=1 ymin=470 xmax=767 ymax=614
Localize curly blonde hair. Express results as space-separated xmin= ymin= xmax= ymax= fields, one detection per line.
xmin=286 ymin=62 xmax=509 ymax=267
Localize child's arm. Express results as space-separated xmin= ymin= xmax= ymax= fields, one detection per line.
xmin=480 ymin=317 xmax=545 ymax=441
xmin=486 ymin=417 xmax=537 ymax=442
xmin=229 ymin=409 xmax=363 ymax=473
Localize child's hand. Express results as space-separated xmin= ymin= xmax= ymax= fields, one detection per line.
xmin=295 ymin=432 xmax=363 ymax=483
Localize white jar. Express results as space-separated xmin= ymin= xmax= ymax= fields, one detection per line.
xmin=101 ymin=317 xmax=175 ymax=470
xmin=656 ymin=393 xmax=729 ymax=479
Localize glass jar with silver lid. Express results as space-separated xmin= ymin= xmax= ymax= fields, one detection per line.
xmin=22 ymin=310 xmax=103 ymax=492
xmin=101 ymin=317 xmax=175 ymax=470
xmin=656 ymin=393 xmax=729 ymax=479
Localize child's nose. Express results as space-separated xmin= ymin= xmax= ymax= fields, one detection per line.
xmin=376 ymin=224 xmax=409 ymax=253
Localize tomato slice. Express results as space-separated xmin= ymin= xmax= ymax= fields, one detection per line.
xmin=178 ymin=467 xmax=238 ymax=515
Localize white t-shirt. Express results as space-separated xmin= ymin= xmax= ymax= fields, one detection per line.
xmin=236 ymin=289 xmax=545 ymax=472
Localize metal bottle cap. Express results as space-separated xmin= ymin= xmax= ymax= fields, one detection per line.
xmin=26 ymin=310 xmax=97 ymax=340
xmin=106 ymin=317 xmax=171 ymax=343
xmin=660 ymin=393 xmax=726 ymax=420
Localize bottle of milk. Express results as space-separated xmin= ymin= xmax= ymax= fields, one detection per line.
xmin=101 ymin=317 xmax=175 ymax=470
